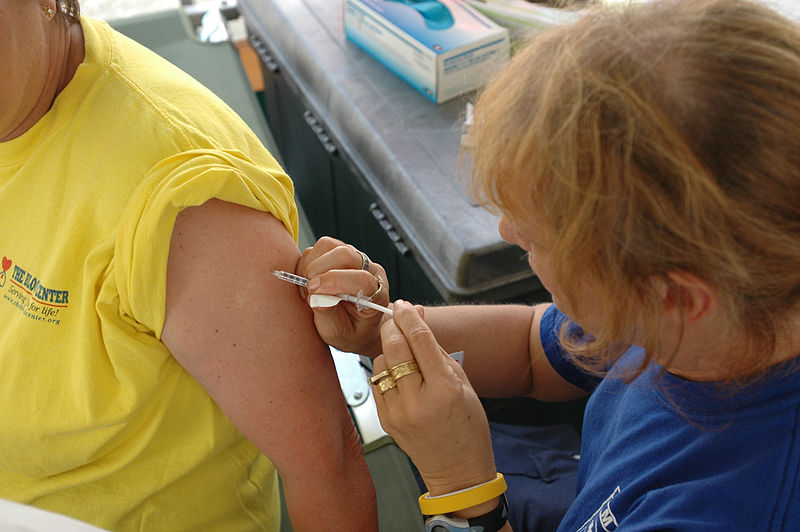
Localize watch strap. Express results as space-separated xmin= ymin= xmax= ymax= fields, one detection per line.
xmin=467 ymin=492 xmax=508 ymax=531
xmin=424 ymin=493 xmax=509 ymax=532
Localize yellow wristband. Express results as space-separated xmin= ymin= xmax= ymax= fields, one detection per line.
xmin=418 ymin=473 xmax=507 ymax=516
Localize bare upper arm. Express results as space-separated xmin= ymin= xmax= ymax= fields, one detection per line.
xmin=528 ymin=303 xmax=590 ymax=402
xmin=161 ymin=198 xmax=359 ymax=478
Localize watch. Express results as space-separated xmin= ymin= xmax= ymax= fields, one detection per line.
xmin=424 ymin=493 xmax=508 ymax=532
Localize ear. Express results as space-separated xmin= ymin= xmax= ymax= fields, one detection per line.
xmin=659 ymin=271 xmax=719 ymax=323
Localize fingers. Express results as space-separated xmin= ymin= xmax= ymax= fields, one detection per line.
xmin=300 ymin=237 xmax=364 ymax=274
xmin=389 ymin=300 xmax=452 ymax=379
xmin=310 ymin=268 xmax=388 ymax=303
xmin=370 ymin=354 xmax=391 ymax=419
xmin=298 ymin=236 xmax=344 ymax=270
xmin=378 ymin=317 xmax=424 ymax=392
xmin=298 ymin=238 xmax=389 ymax=306
xmin=371 ymin=300 xmax=452 ymax=405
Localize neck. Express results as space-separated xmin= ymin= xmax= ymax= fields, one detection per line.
xmin=1 ymin=20 xmax=84 ymax=142
xmin=59 ymin=20 xmax=85 ymax=93
xmin=665 ymin=311 xmax=800 ymax=382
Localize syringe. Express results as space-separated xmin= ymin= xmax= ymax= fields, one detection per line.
xmin=271 ymin=270 xmax=393 ymax=316
xmin=271 ymin=269 xmax=309 ymax=287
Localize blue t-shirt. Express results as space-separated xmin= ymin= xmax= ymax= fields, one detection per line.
xmin=541 ymin=305 xmax=800 ymax=531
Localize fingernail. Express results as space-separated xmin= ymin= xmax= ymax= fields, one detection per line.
xmin=307 ymin=278 xmax=320 ymax=291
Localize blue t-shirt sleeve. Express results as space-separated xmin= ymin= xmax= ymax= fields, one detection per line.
xmin=540 ymin=305 xmax=603 ymax=392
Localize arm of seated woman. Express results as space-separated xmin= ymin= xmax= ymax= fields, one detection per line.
xmin=161 ymin=199 xmax=377 ymax=531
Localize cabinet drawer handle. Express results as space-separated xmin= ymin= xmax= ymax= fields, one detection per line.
xmin=369 ymin=202 xmax=411 ymax=257
xmin=249 ymin=34 xmax=280 ymax=73
xmin=303 ymin=111 xmax=338 ymax=155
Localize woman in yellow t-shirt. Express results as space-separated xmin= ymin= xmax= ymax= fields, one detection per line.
xmin=0 ymin=1 xmax=377 ymax=530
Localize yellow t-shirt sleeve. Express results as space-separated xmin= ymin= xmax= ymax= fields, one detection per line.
xmin=114 ymin=148 xmax=298 ymax=338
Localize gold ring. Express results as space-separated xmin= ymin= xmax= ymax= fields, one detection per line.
xmin=358 ymin=250 xmax=371 ymax=271
xmin=368 ymin=274 xmax=384 ymax=300
xmin=376 ymin=377 xmax=397 ymax=394
xmin=369 ymin=369 xmax=391 ymax=384
xmin=390 ymin=361 xmax=420 ymax=381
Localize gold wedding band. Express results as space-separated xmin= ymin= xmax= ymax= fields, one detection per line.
xmin=390 ymin=361 xmax=420 ymax=381
xmin=368 ymin=273 xmax=384 ymax=300
xmin=371 ymin=362 xmax=420 ymax=395
xmin=369 ymin=369 xmax=397 ymax=394
xmin=369 ymin=369 xmax=391 ymax=385
xmin=376 ymin=377 xmax=397 ymax=394
xmin=358 ymin=250 xmax=371 ymax=271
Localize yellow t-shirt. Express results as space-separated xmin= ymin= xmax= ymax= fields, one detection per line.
xmin=0 ymin=16 xmax=297 ymax=531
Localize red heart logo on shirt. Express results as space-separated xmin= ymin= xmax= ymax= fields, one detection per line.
xmin=2 ymin=257 xmax=11 ymax=272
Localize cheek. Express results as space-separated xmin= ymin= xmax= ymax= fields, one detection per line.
xmin=526 ymin=253 xmax=557 ymax=298
xmin=497 ymin=217 xmax=515 ymax=243
xmin=498 ymin=220 xmax=531 ymax=254
xmin=526 ymin=247 xmax=549 ymax=277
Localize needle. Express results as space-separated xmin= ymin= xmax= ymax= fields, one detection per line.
xmin=270 ymin=269 xmax=309 ymax=287
xmin=271 ymin=270 xmax=393 ymax=316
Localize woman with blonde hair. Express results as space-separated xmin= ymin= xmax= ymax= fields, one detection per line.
xmin=298 ymin=0 xmax=800 ymax=529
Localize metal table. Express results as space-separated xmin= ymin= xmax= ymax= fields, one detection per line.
xmin=239 ymin=0 xmax=547 ymax=304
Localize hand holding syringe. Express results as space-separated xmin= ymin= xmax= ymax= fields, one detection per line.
xmin=272 ymin=269 xmax=465 ymax=363
xmin=271 ymin=270 xmax=394 ymax=317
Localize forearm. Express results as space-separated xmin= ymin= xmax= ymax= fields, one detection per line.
xmin=282 ymin=426 xmax=377 ymax=531
xmin=422 ymin=303 xmax=587 ymax=402
xmin=275 ymin=376 xmax=377 ymax=531
xmin=421 ymin=303 xmax=542 ymax=397
xmin=375 ymin=303 xmax=514 ymax=532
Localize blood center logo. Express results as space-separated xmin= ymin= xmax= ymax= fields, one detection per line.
xmin=1 ymin=256 xmax=68 ymax=325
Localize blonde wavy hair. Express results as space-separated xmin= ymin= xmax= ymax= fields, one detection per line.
xmin=470 ymin=0 xmax=800 ymax=377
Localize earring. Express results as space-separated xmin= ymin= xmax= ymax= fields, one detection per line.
xmin=60 ymin=1 xmax=78 ymax=19
xmin=42 ymin=4 xmax=55 ymax=18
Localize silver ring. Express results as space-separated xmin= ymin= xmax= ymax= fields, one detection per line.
xmin=358 ymin=250 xmax=371 ymax=271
